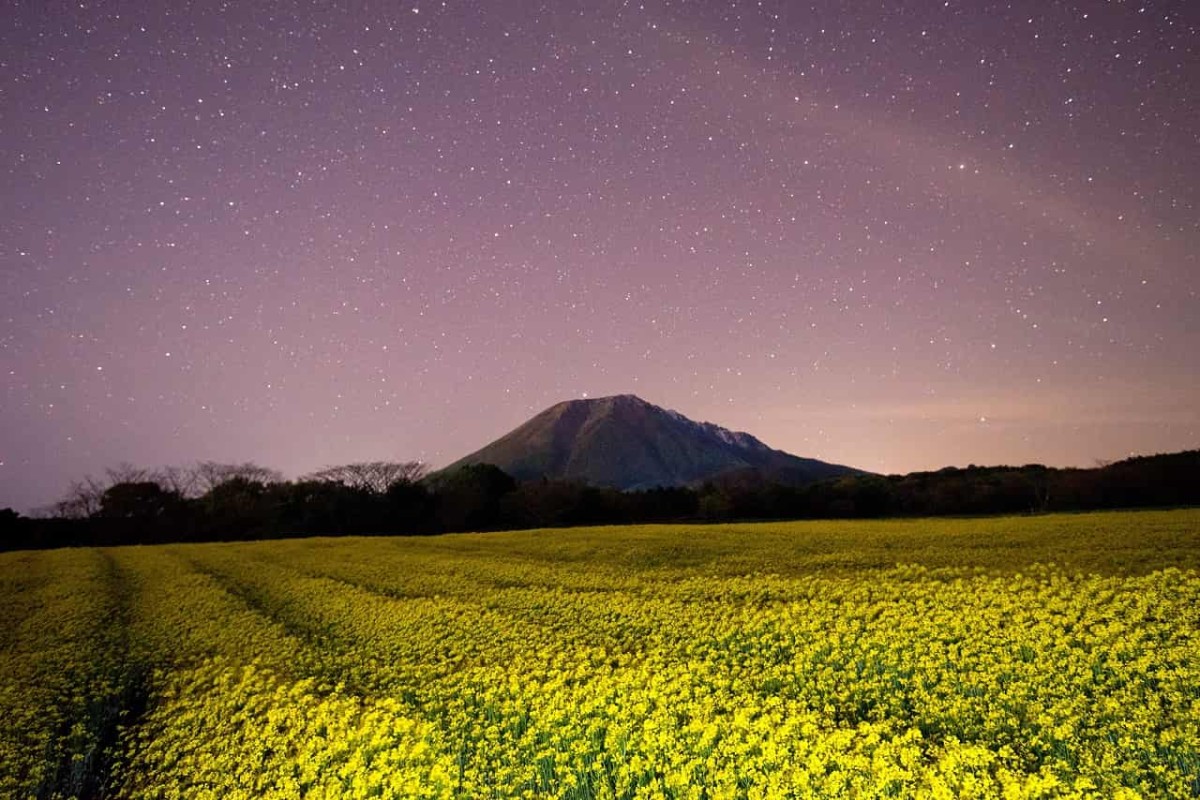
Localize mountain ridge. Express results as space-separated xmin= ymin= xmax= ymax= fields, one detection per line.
xmin=442 ymin=394 xmax=863 ymax=490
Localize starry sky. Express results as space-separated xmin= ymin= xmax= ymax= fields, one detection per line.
xmin=2 ymin=0 xmax=1198 ymax=511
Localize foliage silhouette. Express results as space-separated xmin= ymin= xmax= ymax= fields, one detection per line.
xmin=3 ymin=451 xmax=1197 ymax=550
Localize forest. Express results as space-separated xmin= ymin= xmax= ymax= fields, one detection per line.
xmin=2 ymin=450 xmax=1197 ymax=551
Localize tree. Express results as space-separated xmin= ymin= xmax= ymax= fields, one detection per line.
xmin=51 ymin=476 xmax=108 ymax=519
xmin=193 ymin=461 xmax=283 ymax=493
xmin=303 ymin=461 xmax=428 ymax=494
xmin=274 ymin=480 xmax=384 ymax=535
xmin=385 ymin=479 xmax=435 ymax=533
xmin=153 ymin=464 xmax=203 ymax=498
xmin=99 ymin=482 xmax=183 ymax=519
xmin=427 ymin=464 xmax=517 ymax=531
xmin=502 ymin=479 xmax=597 ymax=528
xmin=104 ymin=462 xmax=151 ymax=485
xmin=199 ymin=476 xmax=277 ymax=538
xmin=0 ymin=508 xmax=21 ymax=542
xmin=697 ymin=485 xmax=735 ymax=521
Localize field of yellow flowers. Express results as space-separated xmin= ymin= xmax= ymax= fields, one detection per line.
xmin=2 ymin=509 xmax=1198 ymax=799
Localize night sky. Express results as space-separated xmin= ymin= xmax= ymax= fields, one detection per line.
xmin=3 ymin=1 xmax=1197 ymax=511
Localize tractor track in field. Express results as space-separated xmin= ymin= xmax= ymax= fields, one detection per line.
xmin=37 ymin=551 xmax=151 ymax=800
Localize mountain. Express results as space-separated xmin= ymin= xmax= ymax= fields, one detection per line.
xmin=441 ymin=394 xmax=864 ymax=490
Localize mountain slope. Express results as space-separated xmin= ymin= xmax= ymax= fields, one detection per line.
xmin=442 ymin=394 xmax=863 ymax=490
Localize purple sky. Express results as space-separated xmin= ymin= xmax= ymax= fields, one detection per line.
xmin=3 ymin=0 xmax=1197 ymax=511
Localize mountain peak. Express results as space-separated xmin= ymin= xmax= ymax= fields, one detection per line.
xmin=443 ymin=396 xmax=863 ymax=490
xmin=566 ymin=393 xmax=650 ymax=407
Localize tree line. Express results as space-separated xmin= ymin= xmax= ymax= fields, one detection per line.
xmin=1 ymin=450 xmax=1197 ymax=551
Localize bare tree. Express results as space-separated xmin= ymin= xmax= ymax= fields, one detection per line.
xmin=303 ymin=461 xmax=427 ymax=493
xmin=104 ymin=461 xmax=152 ymax=486
xmin=153 ymin=465 xmax=203 ymax=499
xmin=193 ymin=461 xmax=284 ymax=493
xmin=50 ymin=463 xmax=157 ymax=518
xmin=51 ymin=475 xmax=108 ymax=518
xmin=49 ymin=460 xmax=286 ymax=518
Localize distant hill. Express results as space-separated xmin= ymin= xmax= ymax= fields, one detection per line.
xmin=441 ymin=394 xmax=864 ymax=490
